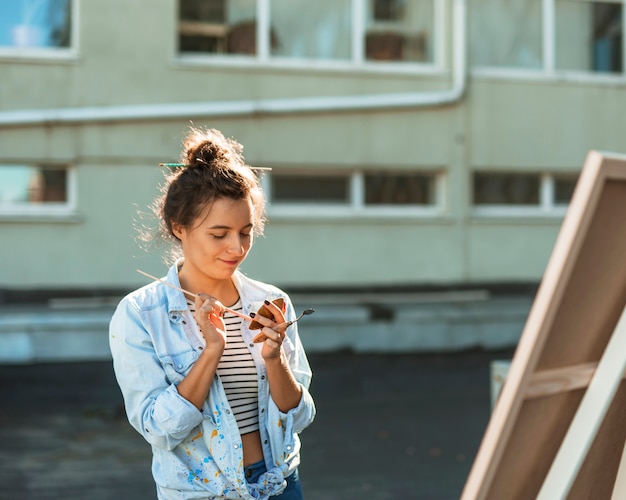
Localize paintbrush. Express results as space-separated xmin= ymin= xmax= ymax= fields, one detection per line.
xmin=136 ymin=269 xmax=254 ymax=322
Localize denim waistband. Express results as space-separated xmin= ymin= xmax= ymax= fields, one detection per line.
xmin=244 ymin=459 xmax=267 ymax=482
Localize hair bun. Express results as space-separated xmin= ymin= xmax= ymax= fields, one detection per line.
xmin=182 ymin=128 xmax=244 ymax=170
xmin=185 ymin=141 xmax=225 ymax=169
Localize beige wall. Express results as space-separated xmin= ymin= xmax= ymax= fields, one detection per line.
xmin=1 ymin=0 xmax=625 ymax=291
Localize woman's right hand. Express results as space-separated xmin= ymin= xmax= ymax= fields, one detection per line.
xmin=193 ymin=294 xmax=227 ymax=349
xmin=177 ymin=294 xmax=227 ymax=409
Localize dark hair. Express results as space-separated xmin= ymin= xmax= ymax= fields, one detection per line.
xmin=147 ymin=128 xmax=266 ymax=259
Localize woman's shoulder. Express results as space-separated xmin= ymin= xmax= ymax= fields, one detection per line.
xmin=116 ymin=281 xmax=169 ymax=313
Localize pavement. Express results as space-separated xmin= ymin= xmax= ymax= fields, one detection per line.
xmin=0 ymin=348 xmax=514 ymax=500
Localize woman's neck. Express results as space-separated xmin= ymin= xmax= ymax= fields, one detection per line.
xmin=177 ymin=266 xmax=239 ymax=306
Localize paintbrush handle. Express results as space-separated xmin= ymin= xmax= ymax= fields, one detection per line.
xmin=136 ymin=269 xmax=253 ymax=322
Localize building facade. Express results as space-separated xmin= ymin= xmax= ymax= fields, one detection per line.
xmin=1 ymin=0 xmax=625 ymax=298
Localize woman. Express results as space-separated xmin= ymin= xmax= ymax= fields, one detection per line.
xmin=109 ymin=128 xmax=316 ymax=499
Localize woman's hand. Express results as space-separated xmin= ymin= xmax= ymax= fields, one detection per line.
xmin=193 ymin=293 xmax=227 ymax=350
xmin=253 ymin=299 xmax=288 ymax=361
xmin=177 ymin=294 xmax=226 ymax=410
xmin=253 ymin=299 xmax=303 ymax=412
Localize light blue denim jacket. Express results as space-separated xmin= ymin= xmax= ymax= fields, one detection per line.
xmin=109 ymin=262 xmax=315 ymax=499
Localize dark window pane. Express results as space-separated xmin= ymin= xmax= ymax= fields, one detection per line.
xmin=554 ymin=176 xmax=578 ymax=205
xmin=365 ymin=0 xmax=434 ymax=63
xmin=556 ymin=1 xmax=622 ymax=73
xmin=593 ymin=4 xmax=622 ymax=72
xmin=271 ymin=175 xmax=349 ymax=204
xmin=179 ymin=0 xmax=226 ymax=22
xmin=178 ymin=0 xmax=257 ymax=55
xmin=364 ymin=173 xmax=435 ymax=205
xmin=473 ymin=173 xmax=540 ymax=205
xmin=373 ymin=0 xmax=404 ymax=21
xmin=0 ymin=166 xmax=68 ymax=204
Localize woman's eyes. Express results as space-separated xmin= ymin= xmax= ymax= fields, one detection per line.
xmin=211 ymin=232 xmax=251 ymax=240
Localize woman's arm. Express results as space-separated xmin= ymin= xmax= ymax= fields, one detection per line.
xmin=264 ymin=351 xmax=303 ymax=413
xmin=177 ymin=294 xmax=227 ymax=409
xmin=255 ymin=300 xmax=303 ymax=413
xmin=110 ymin=300 xmax=202 ymax=450
xmin=109 ymin=295 xmax=227 ymax=449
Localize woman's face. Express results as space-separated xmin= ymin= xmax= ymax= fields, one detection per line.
xmin=173 ymin=197 xmax=255 ymax=283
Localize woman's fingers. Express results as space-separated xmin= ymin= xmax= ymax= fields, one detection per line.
xmin=251 ymin=312 xmax=288 ymax=336
xmin=195 ymin=293 xmax=224 ymax=315
xmin=261 ymin=325 xmax=283 ymax=342
xmin=209 ymin=312 xmax=225 ymax=331
xmin=260 ymin=327 xmax=284 ymax=358
xmin=261 ymin=299 xmax=286 ymax=325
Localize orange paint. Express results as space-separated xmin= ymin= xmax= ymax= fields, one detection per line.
xmin=209 ymin=429 xmax=219 ymax=451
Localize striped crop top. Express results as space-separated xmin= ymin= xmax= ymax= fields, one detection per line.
xmin=187 ymin=298 xmax=260 ymax=435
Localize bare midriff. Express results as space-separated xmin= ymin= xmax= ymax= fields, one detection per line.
xmin=242 ymin=430 xmax=264 ymax=466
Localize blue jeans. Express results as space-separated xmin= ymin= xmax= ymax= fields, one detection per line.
xmin=244 ymin=460 xmax=303 ymax=499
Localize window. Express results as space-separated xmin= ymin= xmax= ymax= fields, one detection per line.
xmin=553 ymin=175 xmax=578 ymax=205
xmin=178 ymin=0 xmax=257 ymax=54
xmin=365 ymin=0 xmax=434 ymax=63
xmin=474 ymin=173 xmax=540 ymax=205
xmin=364 ymin=172 xmax=436 ymax=204
xmin=0 ymin=164 xmax=76 ymax=216
xmin=0 ymin=0 xmax=73 ymax=53
xmin=271 ymin=174 xmax=350 ymax=204
xmin=270 ymin=0 xmax=352 ymax=61
xmin=472 ymin=171 xmax=578 ymax=215
xmin=177 ymin=0 xmax=438 ymax=67
xmin=266 ymin=169 xmax=443 ymax=216
xmin=556 ymin=1 xmax=622 ymax=73
xmin=469 ymin=0 xmax=543 ymax=69
xmin=471 ymin=0 xmax=625 ymax=75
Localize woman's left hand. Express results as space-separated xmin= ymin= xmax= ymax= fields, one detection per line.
xmin=253 ymin=300 xmax=288 ymax=360
xmin=252 ymin=300 xmax=302 ymax=413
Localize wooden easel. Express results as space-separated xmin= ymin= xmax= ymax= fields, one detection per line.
xmin=461 ymin=151 xmax=626 ymax=499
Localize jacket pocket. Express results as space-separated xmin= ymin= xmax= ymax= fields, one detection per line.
xmin=159 ymin=349 xmax=198 ymax=385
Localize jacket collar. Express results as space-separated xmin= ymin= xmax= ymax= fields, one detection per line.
xmin=165 ymin=259 xmax=190 ymax=322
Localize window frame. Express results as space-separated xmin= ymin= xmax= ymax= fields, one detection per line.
xmin=471 ymin=171 xmax=578 ymax=217
xmin=471 ymin=0 xmax=626 ymax=81
xmin=176 ymin=0 xmax=445 ymax=75
xmin=0 ymin=0 xmax=79 ymax=61
xmin=263 ymin=168 xmax=446 ymax=219
xmin=0 ymin=163 xmax=78 ymax=219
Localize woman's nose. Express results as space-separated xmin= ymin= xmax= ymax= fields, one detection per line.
xmin=227 ymin=235 xmax=245 ymax=255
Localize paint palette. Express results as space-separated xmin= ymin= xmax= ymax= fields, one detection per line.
xmin=250 ymin=298 xmax=284 ymax=342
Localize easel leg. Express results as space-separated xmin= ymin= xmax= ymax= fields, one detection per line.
xmin=611 ymin=393 xmax=626 ymax=500
xmin=537 ymin=305 xmax=626 ymax=500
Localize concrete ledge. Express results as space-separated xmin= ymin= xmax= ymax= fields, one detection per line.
xmin=0 ymin=295 xmax=532 ymax=363
xmin=294 ymin=296 xmax=531 ymax=353
xmin=0 ymin=308 xmax=114 ymax=363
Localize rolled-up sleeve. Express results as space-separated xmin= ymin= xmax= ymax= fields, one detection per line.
xmin=281 ymin=320 xmax=316 ymax=433
xmin=276 ymin=385 xmax=316 ymax=434
xmin=109 ymin=299 xmax=202 ymax=451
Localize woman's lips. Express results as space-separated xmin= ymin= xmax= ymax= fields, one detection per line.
xmin=221 ymin=259 xmax=239 ymax=266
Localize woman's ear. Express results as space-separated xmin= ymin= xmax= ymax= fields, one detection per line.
xmin=172 ymin=223 xmax=185 ymax=241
